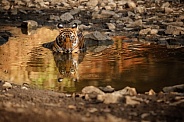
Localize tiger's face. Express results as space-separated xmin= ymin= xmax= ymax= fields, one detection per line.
xmin=53 ymin=23 xmax=85 ymax=53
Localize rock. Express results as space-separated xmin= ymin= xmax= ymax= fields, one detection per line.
xmin=0 ymin=36 xmax=7 ymax=45
xmin=163 ymin=84 xmax=184 ymax=93
xmin=86 ymin=0 xmax=98 ymax=9
xmin=141 ymin=113 xmax=150 ymax=119
xmin=49 ymin=15 xmax=60 ymax=21
xmin=145 ymin=89 xmax=156 ymax=95
xmin=139 ymin=28 xmax=151 ymax=35
xmin=70 ymin=8 xmax=81 ymax=15
xmin=161 ymin=2 xmax=170 ymax=8
xmin=150 ymin=29 xmax=158 ymax=35
xmin=127 ymin=1 xmax=136 ymax=8
xmin=88 ymin=108 xmax=98 ymax=113
xmin=125 ymin=96 xmax=141 ymax=105
xmin=165 ymin=25 xmax=184 ymax=35
xmin=21 ymin=20 xmax=38 ymax=30
xmin=82 ymin=86 xmax=105 ymax=95
xmin=60 ymin=12 xmax=74 ymax=22
xmin=84 ymin=31 xmax=111 ymax=41
xmin=2 ymin=82 xmax=12 ymax=89
xmin=103 ymin=93 xmax=123 ymax=104
xmin=106 ymin=23 xmax=116 ymax=31
xmin=164 ymin=7 xmax=173 ymax=13
xmin=99 ymin=85 xmax=115 ymax=93
xmin=113 ymin=86 xmax=137 ymax=96
xmin=68 ymin=105 xmax=76 ymax=109
xmin=92 ymin=10 xmax=117 ymax=19
xmin=10 ymin=9 xmax=18 ymax=15
xmin=135 ymin=6 xmax=145 ymax=14
xmin=126 ymin=19 xmax=142 ymax=28
xmin=79 ymin=24 xmax=91 ymax=30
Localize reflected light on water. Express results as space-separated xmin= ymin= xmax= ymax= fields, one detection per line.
xmin=0 ymin=26 xmax=184 ymax=93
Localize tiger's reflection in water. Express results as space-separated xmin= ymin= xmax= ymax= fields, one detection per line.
xmin=53 ymin=52 xmax=85 ymax=84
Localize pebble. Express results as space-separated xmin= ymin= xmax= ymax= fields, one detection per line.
xmin=60 ymin=12 xmax=74 ymax=22
xmin=2 ymin=82 xmax=12 ymax=89
xmin=68 ymin=105 xmax=76 ymax=109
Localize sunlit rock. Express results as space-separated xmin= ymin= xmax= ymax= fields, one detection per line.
xmin=139 ymin=28 xmax=151 ymax=35
xmin=106 ymin=23 xmax=116 ymax=31
xmin=3 ymin=82 xmax=12 ymax=90
xmin=82 ymin=86 xmax=105 ymax=95
xmin=86 ymin=0 xmax=98 ymax=9
xmin=125 ymin=96 xmax=142 ymax=105
xmin=113 ymin=86 xmax=137 ymax=96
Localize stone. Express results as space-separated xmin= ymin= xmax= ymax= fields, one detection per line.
xmin=84 ymin=31 xmax=111 ymax=41
xmin=125 ymin=96 xmax=141 ymax=105
xmin=126 ymin=19 xmax=142 ymax=28
xmin=139 ymin=28 xmax=151 ymax=35
xmin=2 ymin=82 xmax=12 ymax=89
xmin=127 ymin=1 xmax=136 ymax=8
xmin=70 ymin=8 xmax=81 ymax=15
xmin=113 ymin=86 xmax=137 ymax=96
xmin=86 ymin=0 xmax=98 ymax=9
xmin=141 ymin=113 xmax=150 ymax=119
xmin=79 ymin=24 xmax=91 ymax=30
xmin=163 ymin=84 xmax=184 ymax=93
xmin=165 ymin=25 xmax=184 ymax=35
xmin=103 ymin=93 xmax=123 ymax=104
xmin=161 ymin=2 xmax=170 ymax=8
xmin=88 ymin=108 xmax=98 ymax=113
xmin=106 ymin=23 xmax=116 ymax=31
xmin=145 ymin=89 xmax=156 ymax=95
xmin=150 ymin=29 xmax=158 ymax=35
xmin=164 ymin=7 xmax=173 ymax=13
xmin=0 ymin=36 xmax=7 ymax=45
xmin=21 ymin=20 xmax=38 ymax=30
xmin=60 ymin=12 xmax=74 ymax=22
xmin=82 ymin=86 xmax=105 ymax=95
xmin=49 ymin=15 xmax=60 ymax=21
xmin=68 ymin=105 xmax=76 ymax=109
xmin=99 ymin=85 xmax=115 ymax=93
xmin=92 ymin=10 xmax=117 ymax=19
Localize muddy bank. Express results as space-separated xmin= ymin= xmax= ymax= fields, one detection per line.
xmin=1 ymin=81 xmax=184 ymax=122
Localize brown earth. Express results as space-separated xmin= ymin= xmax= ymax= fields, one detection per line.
xmin=0 ymin=81 xmax=184 ymax=122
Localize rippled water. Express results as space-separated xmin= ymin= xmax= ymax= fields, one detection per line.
xmin=0 ymin=26 xmax=184 ymax=93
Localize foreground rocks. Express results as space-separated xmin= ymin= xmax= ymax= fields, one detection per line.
xmin=0 ymin=81 xmax=184 ymax=122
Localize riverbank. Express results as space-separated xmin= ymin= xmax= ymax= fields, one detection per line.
xmin=0 ymin=81 xmax=184 ymax=122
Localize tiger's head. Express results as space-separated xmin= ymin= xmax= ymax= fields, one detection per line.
xmin=53 ymin=23 xmax=85 ymax=53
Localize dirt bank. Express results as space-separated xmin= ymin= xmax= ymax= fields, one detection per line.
xmin=0 ymin=81 xmax=184 ymax=122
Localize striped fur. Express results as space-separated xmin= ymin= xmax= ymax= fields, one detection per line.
xmin=53 ymin=23 xmax=85 ymax=53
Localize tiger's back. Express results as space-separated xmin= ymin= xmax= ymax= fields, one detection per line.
xmin=53 ymin=23 xmax=85 ymax=53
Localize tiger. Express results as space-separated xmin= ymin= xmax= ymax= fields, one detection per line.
xmin=53 ymin=23 xmax=86 ymax=53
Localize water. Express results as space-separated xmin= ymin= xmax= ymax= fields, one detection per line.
xmin=0 ymin=26 xmax=184 ymax=93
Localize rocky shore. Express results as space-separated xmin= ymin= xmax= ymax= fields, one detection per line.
xmin=0 ymin=0 xmax=184 ymax=47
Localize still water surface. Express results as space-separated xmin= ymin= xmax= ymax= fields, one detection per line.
xmin=0 ymin=26 xmax=184 ymax=93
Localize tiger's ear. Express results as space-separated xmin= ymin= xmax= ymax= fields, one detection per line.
xmin=72 ymin=23 xmax=78 ymax=28
xmin=57 ymin=23 xmax=63 ymax=29
xmin=71 ymin=23 xmax=78 ymax=31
